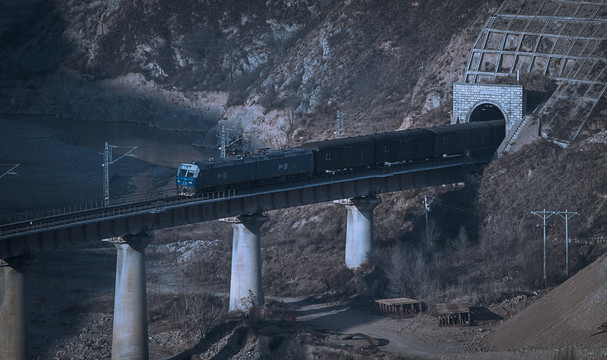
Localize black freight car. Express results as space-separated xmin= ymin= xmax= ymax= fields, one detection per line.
xmin=370 ymin=128 xmax=435 ymax=165
xmin=253 ymin=148 xmax=314 ymax=182
xmin=177 ymin=120 xmax=506 ymax=195
xmin=302 ymin=135 xmax=376 ymax=173
xmin=463 ymin=119 xmax=505 ymax=157
xmin=429 ymin=120 xmax=505 ymax=158
xmin=194 ymin=157 xmax=257 ymax=190
xmin=487 ymin=119 xmax=506 ymax=151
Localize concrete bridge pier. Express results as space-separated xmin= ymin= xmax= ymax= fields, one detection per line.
xmin=337 ymin=196 xmax=382 ymax=269
xmin=0 ymin=256 xmax=31 ymax=360
xmin=105 ymin=234 xmax=151 ymax=360
xmin=222 ymin=214 xmax=268 ymax=312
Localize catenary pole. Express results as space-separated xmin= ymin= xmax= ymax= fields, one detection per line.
xmin=102 ymin=142 xmax=138 ymax=207
xmin=218 ymin=125 xmax=242 ymax=158
xmin=103 ymin=142 xmax=110 ymax=206
xmin=220 ymin=125 xmax=227 ymax=158
xmin=335 ymin=110 xmax=342 ymax=139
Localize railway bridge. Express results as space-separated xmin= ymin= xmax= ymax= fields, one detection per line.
xmin=0 ymin=154 xmax=493 ymax=359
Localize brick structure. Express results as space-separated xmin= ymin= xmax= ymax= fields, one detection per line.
xmin=452 ymin=83 xmax=525 ymax=132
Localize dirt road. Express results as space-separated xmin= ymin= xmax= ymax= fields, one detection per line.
xmin=291 ymin=299 xmax=466 ymax=358
xmin=289 ymin=298 xmax=603 ymax=360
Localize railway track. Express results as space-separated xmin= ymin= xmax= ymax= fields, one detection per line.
xmin=0 ymin=155 xmax=489 ymax=240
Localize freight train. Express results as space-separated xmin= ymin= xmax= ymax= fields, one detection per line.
xmin=176 ymin=119 xmax=505 ymax=195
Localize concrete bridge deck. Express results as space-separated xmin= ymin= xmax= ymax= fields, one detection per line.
xmin=0 ymin=156 xmax=489 ymax=259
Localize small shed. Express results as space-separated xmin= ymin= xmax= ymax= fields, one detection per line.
xmin=375 ymin=298 xmax=422 ymax=317
xmin=436 ymin=303 xmax=471 ymax=326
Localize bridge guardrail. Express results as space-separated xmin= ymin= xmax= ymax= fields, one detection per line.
xmin=0 ymin=189 xmax=176 ymax=225
xmin=0 ymin=189 xmax=237 ymax=237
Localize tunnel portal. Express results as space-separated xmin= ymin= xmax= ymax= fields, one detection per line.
xmin=452 ymin=83 xmax=525 ymax=132
xmin=469 ymin=103 xmax=505 ymax=122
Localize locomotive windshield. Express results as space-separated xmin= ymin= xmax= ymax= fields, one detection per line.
xmin=177 ymin=163 xmax=200 ymax=178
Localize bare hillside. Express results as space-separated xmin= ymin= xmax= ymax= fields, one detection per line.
xmin=489 ymin=253 xmax=607 ymax=352
xmin=0 ymin=0 xmax=500 ymax=147
xmin=3 ymin=1 xmax=607 ymax=359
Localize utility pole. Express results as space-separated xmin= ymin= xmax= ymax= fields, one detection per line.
xmin=556 ymin=210 xmax=579 ymax=278
xmin=424 ymin=195 xmax=431 ymax=250
xmin=102 ymin=142 xmax=138 ymax=207
xmin=531 ymin=209 xmax=555 ymax=288
xmin=335 ymin=110 xmax=343 ymax=139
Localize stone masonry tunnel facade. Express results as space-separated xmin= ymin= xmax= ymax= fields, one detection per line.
xmin=452 ymin=83 xmax=526 ymax=133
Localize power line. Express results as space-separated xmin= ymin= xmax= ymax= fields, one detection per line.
xmin=0 ymin=164 xmax=19 ymax=178
xmin=434 ymin=199 xmax=479 ymax=215
xmin=340 ymin=109 xmax=369 ymax=134
xmin=531 ymin=209 xmax=581 ymax=284
xmin=422 ymin=195 xmax=479 ymax=251
xmin=425 ymin=196 xmax=479 ymax=216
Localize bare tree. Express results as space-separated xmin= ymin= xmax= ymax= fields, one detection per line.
xmin=386 ymin=245 xmax=437 ymax=303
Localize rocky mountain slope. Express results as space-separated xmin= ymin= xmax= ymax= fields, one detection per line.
xmin=1 ymin=0 xmax=499 ymax=148
xmin=3 ymin=1 xmax=607 ymax=359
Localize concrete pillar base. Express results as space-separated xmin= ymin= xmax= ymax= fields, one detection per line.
xmin=336 ymin=196 xmax=382 ymax=269
xmin=104 ymin=234 xmax=151 ymax=360
xmin=221 ymin=214 xmax=268 ymax=312
xmin=0 ymin=255 xmax=33 ymax=360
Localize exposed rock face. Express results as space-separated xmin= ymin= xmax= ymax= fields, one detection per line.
xmin=0 ymin=0 xmax=499 ymax=147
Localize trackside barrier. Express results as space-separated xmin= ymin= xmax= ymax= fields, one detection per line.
xmin=0 ymin=187 xmax=242 ymax=237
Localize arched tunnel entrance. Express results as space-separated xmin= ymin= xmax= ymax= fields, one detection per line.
xmin=469 ymin=103 xmax=505 ymax=122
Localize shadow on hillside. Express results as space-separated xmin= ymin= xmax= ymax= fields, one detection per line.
xmin=526 ymin=89 xmax=554 ymax=113
xmin=0 ymin=1 xmax=72 ymax=79
xmin=167 ymin=320 xmax=242 ymax=360
xmin=470 ymin=306 xmax=503 ymax=325
xmin=297 ymin=304 xmax=381 ymax=332
xmin=27 ymin=246 xmax=116 ymax=358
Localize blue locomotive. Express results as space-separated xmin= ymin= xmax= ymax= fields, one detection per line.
xmin=177 ymin=148 xmax=314 ymax=195
xmin=177 ymin=120 xmax=505 ymax=195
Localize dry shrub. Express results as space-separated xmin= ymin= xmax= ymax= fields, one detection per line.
xmin=495 ymin=71 xmax=557 ymax=92
xmin=148 ymin=292 xmax=227 ymax=337
xmin=366 ymin=139 xmax=607 ymax=306
xmin=376 ymin=244 xmax=438 ymax=304
xmin=476 ymin=140 xmax=607 ymax=289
